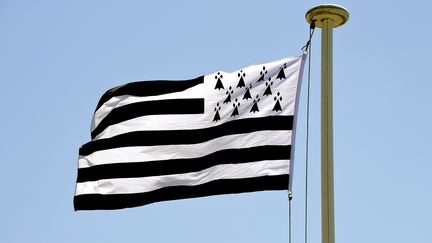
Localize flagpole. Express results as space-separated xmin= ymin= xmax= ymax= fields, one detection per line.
xmin=305 ymin=5 xmax=349 ymax=243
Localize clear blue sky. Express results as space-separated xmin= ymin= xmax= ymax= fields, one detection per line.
xmin=1 ymin=1 xmax=431 ymax=242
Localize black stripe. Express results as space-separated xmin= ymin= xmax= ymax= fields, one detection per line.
xmin=92 ymin=98 xmax=204 ymax=139
xmin=74 ymin=174 xmax=289 ymax=210
xmin=80 ymin=115 xmax=293 ymax=156
xmin=95 ymin=76 xmax=204 ymax=111
xmin=77 ymin=145 xmax=291 ymax=182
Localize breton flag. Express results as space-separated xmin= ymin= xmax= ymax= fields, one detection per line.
xmin=74 ymin=55 xmax=306 ymax=210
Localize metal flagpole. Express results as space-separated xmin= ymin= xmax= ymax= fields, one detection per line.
xmin=305 ymin=4 xmax=349 ymax=243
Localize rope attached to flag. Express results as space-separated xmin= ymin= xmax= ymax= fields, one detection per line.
xmin=288 ymin=20 xmax=315 ymax=243
xmin=304 ymin=20 xmax=315 ymax=243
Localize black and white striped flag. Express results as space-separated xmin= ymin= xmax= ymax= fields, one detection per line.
xmin=74 ymin=55 xmax=306 ymax=210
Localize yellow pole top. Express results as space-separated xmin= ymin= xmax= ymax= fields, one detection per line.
xmin=306 ymin=4 xmax=349 ymax=28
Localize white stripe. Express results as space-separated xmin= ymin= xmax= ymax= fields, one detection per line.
xmin=75 ymin=159 xmax=290 ymax=196
xmin=79 ymin=130 xmax=292 ymax=168
xmin=94 ymin=104 xmax=295 ymax=140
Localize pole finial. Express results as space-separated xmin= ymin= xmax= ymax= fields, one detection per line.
xmin=306 ymin=4 xmax=349 ymax=28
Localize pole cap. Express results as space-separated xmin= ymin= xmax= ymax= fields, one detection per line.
xmin=306 ymin=4 xmax=349 ymax=28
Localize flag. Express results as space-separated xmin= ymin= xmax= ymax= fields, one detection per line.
xmin=74 ymin=55 xmax=306 ymax=210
